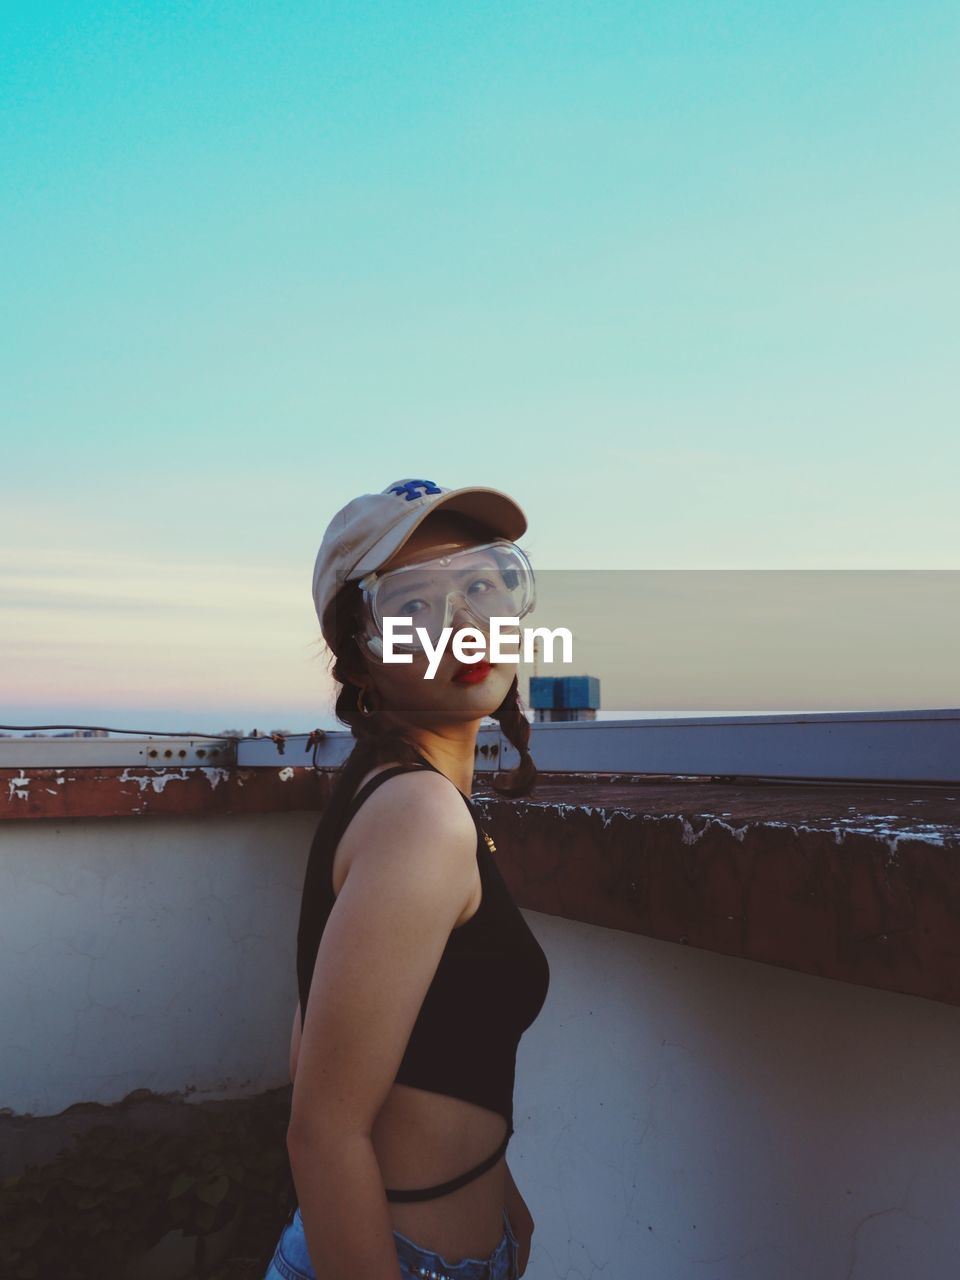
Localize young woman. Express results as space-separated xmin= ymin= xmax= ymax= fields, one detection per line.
xmin=263 ymin=479 xmax=550 ymax=1280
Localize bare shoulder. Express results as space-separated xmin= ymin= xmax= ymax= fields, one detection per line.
xmin=350 ymin=761 xmax=405 ymax=799
xmin=340 ymin=765 xmax=477 ymax=872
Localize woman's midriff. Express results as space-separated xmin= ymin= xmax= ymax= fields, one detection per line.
xmin=372 ymin=1083 xmax=510 ymax=1262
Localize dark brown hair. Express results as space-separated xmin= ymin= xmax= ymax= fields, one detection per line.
xmin=312 ymin=543 xmax=537 ymax=828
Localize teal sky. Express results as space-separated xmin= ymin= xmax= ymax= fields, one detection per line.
xmin=2 ymin=1 xmax=958 ymax=731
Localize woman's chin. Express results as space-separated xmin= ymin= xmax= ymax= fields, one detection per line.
xmin=446 ymin=665 xmax=514 ymax=710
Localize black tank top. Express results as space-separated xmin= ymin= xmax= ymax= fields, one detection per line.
xmin=294 ymin=749 xmax=550 ymax=1203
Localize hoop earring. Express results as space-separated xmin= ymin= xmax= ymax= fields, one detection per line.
xmin=357 ymin=686 xmax=376 ymax=718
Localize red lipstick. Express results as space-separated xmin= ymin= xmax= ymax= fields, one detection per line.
xmin=452 ymin=660 xmax=492 ymax=685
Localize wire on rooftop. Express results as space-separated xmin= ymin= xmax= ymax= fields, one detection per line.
xmin=0 ymin=723 xmax=242 ymax=740
xmin=0 ymin=724 xmax=332 ymax=763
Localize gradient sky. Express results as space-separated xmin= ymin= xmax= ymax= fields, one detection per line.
xmin=3 ymin=1 xmax=958 ymax=732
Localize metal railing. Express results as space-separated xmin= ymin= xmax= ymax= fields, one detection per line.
xmin=3 ymin=708 xmax=957 ymax=783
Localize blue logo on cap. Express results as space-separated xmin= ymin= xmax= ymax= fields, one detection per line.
xmin=388 ymin=479 xmax=442 ymax=501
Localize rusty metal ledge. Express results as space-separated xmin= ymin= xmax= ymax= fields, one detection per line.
xmin=472 ymin=778 xmax=960 ymax=1011
xmin=0 ymin=765 xmax=333 ymax=820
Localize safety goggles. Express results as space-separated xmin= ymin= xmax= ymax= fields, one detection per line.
xmin=354 ymin=539 xmax=536 ymax=658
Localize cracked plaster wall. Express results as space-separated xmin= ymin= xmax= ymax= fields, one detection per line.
xmin=0 ymin=812 xmax=313 ymax=1116
xmin=511 ymin=910 xmax=960 ymax=1280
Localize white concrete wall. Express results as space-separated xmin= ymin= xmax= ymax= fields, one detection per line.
xmin=3 ymin=815 xmax=960 ymax=1278
xmin=512 ymin=910 xmax=960 ymax=1280
xmin=0 ymin=813 xmax=310 ymax=1115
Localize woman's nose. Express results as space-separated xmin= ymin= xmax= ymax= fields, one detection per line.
xmin=449 ymin=600 xmax=474 ymax=629
xmin=449 ymin=595 xmax=486 ymax=634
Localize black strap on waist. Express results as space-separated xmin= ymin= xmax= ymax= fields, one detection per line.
xmin=384 ymin=1125 xmax=513 ymax=1203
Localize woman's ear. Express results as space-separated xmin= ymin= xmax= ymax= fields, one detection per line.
xmin=336 ymin=639 xmax=371 ymax=684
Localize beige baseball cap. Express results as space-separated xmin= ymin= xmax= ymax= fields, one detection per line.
xmin=312 ymin=477 xmax=528 ymax=646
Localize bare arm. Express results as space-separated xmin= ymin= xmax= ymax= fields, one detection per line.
xmin=287 ymin=1127 xmax=402 ymax=1280
xmin=286 ymin=771 xmax=478 ymax=1280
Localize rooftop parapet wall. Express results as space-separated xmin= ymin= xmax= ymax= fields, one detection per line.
xmin=472 ymin=777 xmax=960 ymax=1011
xmin=2 ymin=763 xmax=957 ymax=1009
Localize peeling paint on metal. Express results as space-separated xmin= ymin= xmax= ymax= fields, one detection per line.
xmin=680 ymin=816 xmax=752 ymax=845
xmin=113 ymin=766 xmax=233 ymax=794
xmin=475 ymin=797 xmax=640 ymax=831
xmin=8 ymin=772 xmax=30 ymax=801
xmin=200 ymin=767 xmax=232 ymax=790
xmin=118 ymin=767 xmax=193 ymax=794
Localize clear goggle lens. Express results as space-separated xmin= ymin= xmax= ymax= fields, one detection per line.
xmin=356 ymin=539 xmax=535 ymax=657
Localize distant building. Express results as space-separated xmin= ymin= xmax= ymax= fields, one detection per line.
xmin=529 ymin=675 xmax=601 ymax=722
xmin=7 ymin=729 xmax=109 ymax=739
